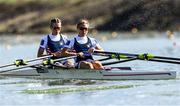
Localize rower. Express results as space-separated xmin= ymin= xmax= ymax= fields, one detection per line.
xmin=37 ymin=18 xmax=73 ymax=67
xmin=61 ymin=19 xmax=104 ymax=69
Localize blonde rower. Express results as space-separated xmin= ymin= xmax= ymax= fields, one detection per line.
xmin=61 ymin=19 xmax=104 ymax=69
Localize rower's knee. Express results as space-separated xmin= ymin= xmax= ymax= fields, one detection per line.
xmin=92 ymin=61 xmax=104 ymax=69
xmin=64 ymin=60 xmax=74 ymax=68
xmin=93 ymin=61 xmax=101 ymax=65
xmin=79 ymin=61 xmax=94 ymax=69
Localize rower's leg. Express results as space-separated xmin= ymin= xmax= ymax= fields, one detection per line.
xmin=64 ymin=60 xmax=74 ymax=68
xmin=79 ymin=61 xmax=94 ymax=69
xmin=92 ymin=60 xmax=104 ymax=70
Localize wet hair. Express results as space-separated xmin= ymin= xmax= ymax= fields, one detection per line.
xmin=76 ymin=19 xmax=89 ymax=29
xmin=50 ymin=18 xmax=61 ymax=28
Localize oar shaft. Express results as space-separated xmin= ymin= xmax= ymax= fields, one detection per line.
xmin=27 ymin=55 xmax=53 ymax=63
xmin=0 ymin=55 xmax=53 ymax=68
xmin=94 ymin=51 xmax=137 ymax=57
xmin=53 ymin=56 xmax=77 ymax=62
xmin=94 ymin=51 xmax=180 ymax=61
xmin=149 ymin=59 xmax=180 ymax=64
xmin=0 ymin=56 xmax=77 ymax=73
xmin=152 ymin=56 xmax=180 ymax=61
xmin=97 ymin=57 xmax=112 ymax=61
xmin=102 ymin=57 xmax=138 ymax=66
xmin=0 ymin=64 xmax=40 ymax=73
xmin=0 ymin=64 xmax=15 ymax=68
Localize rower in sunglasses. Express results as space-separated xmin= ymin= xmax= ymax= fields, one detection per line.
xmin=37 ymin=18 xmax=73 ymax=67
xmin=61 ymin=19 xmax=104 ymax=69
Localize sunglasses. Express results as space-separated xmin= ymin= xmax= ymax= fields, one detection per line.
xmin=53 ymin=27 xmax=61 ymax=30
xmin=79 ymin=27 xmax=88 ymax=31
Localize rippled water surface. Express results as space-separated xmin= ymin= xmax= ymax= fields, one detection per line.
xmin=0 ymin=32 xmax=180 ymax=105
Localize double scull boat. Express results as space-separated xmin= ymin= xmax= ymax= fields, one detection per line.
xmin=0 ymin=51 xmax=179 ymax=80
xmin=0 ymin=66 xmax=176 ymax=80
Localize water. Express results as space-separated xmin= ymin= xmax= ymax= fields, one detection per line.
xmin=0 ymin=32 xmax=180 ymax=105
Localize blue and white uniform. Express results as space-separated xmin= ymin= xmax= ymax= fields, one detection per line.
xmin=39 ymin=33 xmax=70 ymax=63
xmin=65 ymin=35 xmax=100 ymax=63
xmin=39 ymin=34 xmax=69 ymax=53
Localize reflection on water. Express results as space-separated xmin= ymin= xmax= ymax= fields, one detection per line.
xmin=0 ymin=32 xmax=180 ymax=105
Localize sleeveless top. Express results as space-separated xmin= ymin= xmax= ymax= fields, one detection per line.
xmin=73 ymin=37 xmax=93 ymax=62
xmin=47 ymin=34 xmax=65 ymax=53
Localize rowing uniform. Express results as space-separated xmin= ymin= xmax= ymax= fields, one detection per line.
xmin=39 ymin=33 xmax=69 ymax=54
xmin=39 ymin=34 xmax=70 ymax=65
xmin=65 ymin=35 xmax=100 ymax=68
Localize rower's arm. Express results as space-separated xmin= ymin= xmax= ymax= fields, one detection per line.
xmin=61 ymin=48 xmax=77 ymax=57
xmin=37 ymin=47 xmax=45 ymax=57
xmin=91 ymin=38 xmax=103 ymax=52
xmin=88 ymin=44 xmax=104 ymax=53
xmin=95 ymin=44 xmax=104 ymax=51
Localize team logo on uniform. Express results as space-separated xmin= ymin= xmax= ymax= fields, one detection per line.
xmin=59 ymin=42 xmax=63 ymax=45
xmin=87 ymin=44 xmax=90 ymax=48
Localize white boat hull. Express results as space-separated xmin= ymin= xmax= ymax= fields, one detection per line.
xmin=0 ymin=67 xmax=176 ymax=80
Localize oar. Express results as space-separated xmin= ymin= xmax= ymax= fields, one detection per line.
xmin=0 ymin=56 xmax=76 ymax=73
xmin=93 ymin=51 xmax=135 ymax=60
xmin=97 ymin=57 xmax=112 ymax=61
xmin=94 ymin=51 xmax=180 ymax=64
xmin=146 ymin=58 xmax=180 ymax=64
xmin=41 ymin=56 xmax=77 ymax=65
xmin=102 ymin=57 xmax=138 ymax=66
xmin=0 ymin=55 xmax=53 ymax=68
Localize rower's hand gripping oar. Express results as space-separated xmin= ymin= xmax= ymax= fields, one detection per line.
xmin=94 ymin=51 xmax=180 ymax=64
xmin=0 ymin=55 xmax=53 ymax=68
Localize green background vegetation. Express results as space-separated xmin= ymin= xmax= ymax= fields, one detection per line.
xmin=0 ymin=0 xmax=179 ymax=34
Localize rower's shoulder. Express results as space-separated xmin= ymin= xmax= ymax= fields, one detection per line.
xmin=60 ymin=34 xmax=69 ymax=40
xmin=41 ymin=34 xmax=49 ymax=41
xmin=60 ymin=33 xmax=67 ymax=37
xmin=88 ymin=37 xmax=97 ymax=41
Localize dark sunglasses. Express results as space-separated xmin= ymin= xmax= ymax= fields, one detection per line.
xmin=53 ymin=27 xmax=61 ymax=30
xmin=79 ymin=27 xmax=88 ymax=31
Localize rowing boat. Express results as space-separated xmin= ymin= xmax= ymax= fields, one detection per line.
xmin=0 ymin=66 xmax=176 ymax=80
xmin=0 ymin=51 xmax=179 ymax=80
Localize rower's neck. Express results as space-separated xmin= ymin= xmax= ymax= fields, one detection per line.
xmin=78 ymin=34 xmax=86 ymax=37
xmin=52 ymin=33 xmax=60 ymax=36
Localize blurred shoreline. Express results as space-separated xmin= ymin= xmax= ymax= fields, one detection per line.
xmin=0 ymin=31 xmax=179 ymax=45
xmin=0 ymin=0 xmax=179 ymax=34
